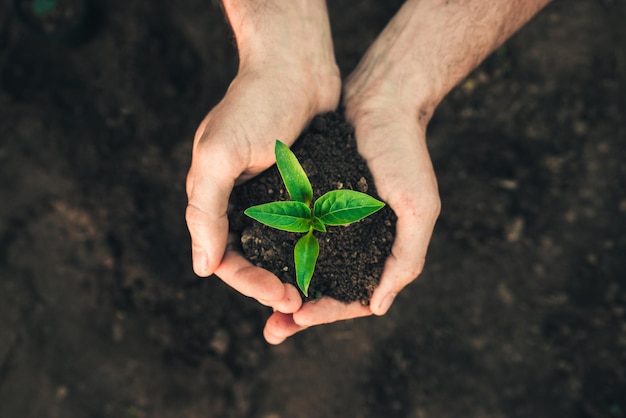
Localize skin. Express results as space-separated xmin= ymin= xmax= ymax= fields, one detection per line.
xmin=186 ymin=0 xmax=552 ymax=344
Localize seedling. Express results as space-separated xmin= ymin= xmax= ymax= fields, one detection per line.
xmin=244 ymin=140 xmax=385 ymax=297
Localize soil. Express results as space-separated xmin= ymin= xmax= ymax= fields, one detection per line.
xmin=1 ymin=0 xmax=625 ymax=417
xmin=231 ymin=111 xmax=395 ymax=304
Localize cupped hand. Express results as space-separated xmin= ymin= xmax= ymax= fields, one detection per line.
xmin=345 ymin=102 xmax=441 ymax=316
xmin=186 ymin=1 xmax=341 ymax=318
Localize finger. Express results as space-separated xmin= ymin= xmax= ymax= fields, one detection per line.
xmin=293 ymin=297 xmax=372 ymax=327
xmin=263 ymin=312 xmax=306 ymax=345
xmin=214 ymin=250 xmax=289 ymax=304
xmin=185 ymin=203 xmax=228 ymax=277
xmin=213 ymin=235 xmax=301 ymax=316
xmin=369 ymin=209 xmax=434 ymax=315
xmin=263 ymin=298 xmax=372 ymax=344
xmin=186 ymin=140 xmax=240 ymax=277
xmin=259 ymin=283 xmax=303 ymax=314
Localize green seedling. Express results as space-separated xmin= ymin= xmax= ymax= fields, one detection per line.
xmin=244 ymin=140 xmax=385 ymax=297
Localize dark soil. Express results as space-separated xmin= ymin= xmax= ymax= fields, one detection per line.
xmin=1 ymin=0 xmax=625 ymax=417
xmin=231 ymin=111 xmax=395 ymax=304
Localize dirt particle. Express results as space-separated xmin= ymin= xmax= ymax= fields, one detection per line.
xmin=505 ymin=217 xmax=524 ymax=242
xmin=210 ymin=329 xmax=230 ymax=355
xmin=497 ymin=282 xmax=515 ymax=306
xmin=357 ymin=176 xmax=368 ymax=192
xmin=112 ymin=322 xmax=124 ymax=342
xmin=56 ymin=385 xmax=68 ymax=400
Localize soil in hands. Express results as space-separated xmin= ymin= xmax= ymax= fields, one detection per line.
xmin=230 ymin=111 xmax=397 ymax=304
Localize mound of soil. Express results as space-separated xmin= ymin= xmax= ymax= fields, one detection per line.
xmin=231 ymin=111 xmax=396 ymax=304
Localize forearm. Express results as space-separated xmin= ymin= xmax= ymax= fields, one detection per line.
xmin=346 ymin=0 xmax=552 ymax=122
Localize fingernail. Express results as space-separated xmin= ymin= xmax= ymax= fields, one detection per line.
xmin=378 ymin=293 xmax=396 ymax=315
xmin=193 ymin=247 xmax=209 ymax=275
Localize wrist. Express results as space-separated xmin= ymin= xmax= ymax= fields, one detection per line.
xmin=222 ymin=0 xmax=340 ymax=114
xmin=343 ymin=1 xmax=447 ymax=132
xmin=345 ymin=0 xmax=552 ymax=129
xmin=222 ymin=0 xmax=337 ymax=74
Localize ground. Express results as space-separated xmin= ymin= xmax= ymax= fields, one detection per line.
xmin=1 ymin=0 xmax=625 ymax=417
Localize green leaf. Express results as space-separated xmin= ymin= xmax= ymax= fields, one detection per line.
xmin=294 ymin=230 xmax=319 ymax=297
xmin=244 ymin=201 xmax=311 ymax=232
xmin=275 ymin=140 xmax=313 ymax=205
xmin=314 ymin=190 xmax=385 ymax=225
xmin=310 ymin=216 xmax=327 ymax=233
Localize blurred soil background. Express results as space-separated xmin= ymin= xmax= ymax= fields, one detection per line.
xmin=1 ymin=0 xmax=625 ymax=417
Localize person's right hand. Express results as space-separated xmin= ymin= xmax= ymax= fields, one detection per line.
xmin=185 ymin=0 xmax=341 ymax=319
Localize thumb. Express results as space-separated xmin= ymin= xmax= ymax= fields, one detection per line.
xmin=186 ymin=143 xmax=238 ymax=277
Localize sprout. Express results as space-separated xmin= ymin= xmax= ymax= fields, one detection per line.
xmin=245 ymin=140 xmax=385 ymax=296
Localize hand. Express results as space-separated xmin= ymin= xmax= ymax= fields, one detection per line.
xmin=186 ymin=0 xmax=340 ymax=320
